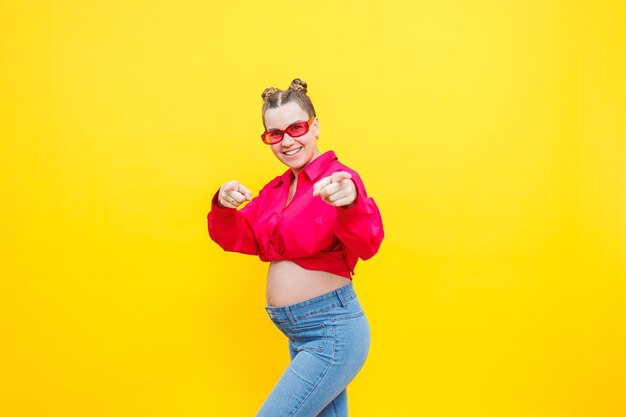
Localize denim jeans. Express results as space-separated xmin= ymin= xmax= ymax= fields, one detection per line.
xmin=256 ymin=281 xmax=370 ymax=417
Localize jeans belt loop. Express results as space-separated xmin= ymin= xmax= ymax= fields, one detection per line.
xmin=285 ymin=306 xmax=297 ymax=325
xmin=337 ymin=289 xmax=349 ymax=308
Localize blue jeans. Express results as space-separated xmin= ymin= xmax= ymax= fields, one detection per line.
xmin=256 ymin=281 xmax=370 ymax=417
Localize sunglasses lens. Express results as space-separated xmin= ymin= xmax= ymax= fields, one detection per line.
xmin=263 ymin=130 xmax=284 ymax=144
xmin=285 ymin=121 xmax=309 ymax=138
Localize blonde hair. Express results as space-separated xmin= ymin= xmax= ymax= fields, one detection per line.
xmin=261 ymin=78 xmax=317 ymax=126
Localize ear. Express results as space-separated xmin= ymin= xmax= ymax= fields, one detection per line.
xmin=313 ymin=117 xmax=320 ymax=138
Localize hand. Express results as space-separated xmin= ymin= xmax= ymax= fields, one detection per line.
xmin=218 ymin=180 xmax=252 ymax=209
xmin=312 ymin=171 xmax=357 ymax=207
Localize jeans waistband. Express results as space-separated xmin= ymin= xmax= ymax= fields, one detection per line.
xmin=265 ymin=281 xmax=357 ymax=322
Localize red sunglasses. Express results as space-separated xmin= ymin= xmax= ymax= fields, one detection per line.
xmin=261 ymin=116 xmax=315 ymax=145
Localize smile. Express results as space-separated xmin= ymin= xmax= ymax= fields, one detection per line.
xmin=283 ymin=147 xmax=303 ymax=156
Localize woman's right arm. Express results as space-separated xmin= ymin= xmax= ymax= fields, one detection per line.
xmin=207 ymin=183 xmax=263 ymax=256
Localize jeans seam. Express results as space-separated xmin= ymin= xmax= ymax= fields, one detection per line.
xmin=331 ymin=322 xmax=337 ymax=360
xmin=288 ymin=345 xmax=336 ymax=417
xmin=329 ymin=310 xmax=364 ymax=323
xmin=332 ymin=397 xmax=339 ymax=417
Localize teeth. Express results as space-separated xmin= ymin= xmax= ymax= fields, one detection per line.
xmin=284 ymin=147 xmax=302 ymax=155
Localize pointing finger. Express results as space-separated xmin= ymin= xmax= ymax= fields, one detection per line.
xmin=223 ymin=181 xmax=238 ymax=192
xmin=331 ymin=171 xmax=352 ymax=183
xmin=316 ymin=182 xmax=339 ymax=198
xmin=237 ymin=184 xmax=252 ymax=201
xmin=313 ymin=176 xmax=332 ymax=196
xmin=229 ymin=190 xmax=246 ymax=204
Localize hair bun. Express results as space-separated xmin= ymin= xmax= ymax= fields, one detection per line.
xmin=288 ymin=78 xmax=308 ymax=93
xmin=261 ymin=87 xmax=281 ymax=101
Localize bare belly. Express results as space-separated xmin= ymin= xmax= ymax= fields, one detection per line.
xmin=266 ymin=260 xmax=351 ymax=307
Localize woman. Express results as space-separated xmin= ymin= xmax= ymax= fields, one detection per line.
xmin=207 ymin=78 xmax=384 ymax=417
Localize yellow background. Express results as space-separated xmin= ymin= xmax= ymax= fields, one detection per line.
xmin=1 ymin=1 xmax=624 ymax=416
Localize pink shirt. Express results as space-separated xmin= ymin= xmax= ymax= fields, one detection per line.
xmin=207 ymin=150 xmax=384 ymax=279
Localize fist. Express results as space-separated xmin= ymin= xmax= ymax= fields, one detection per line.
xmin=218 ymin=180 xmax=252 ymax=209
xmin=312 ymin=171 xmax=357 ymax=208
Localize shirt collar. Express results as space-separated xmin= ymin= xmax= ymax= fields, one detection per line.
xmin=274 ymin=150 xmax=337 ymax=187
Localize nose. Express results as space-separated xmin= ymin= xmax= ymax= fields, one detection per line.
xmin=281 ymin=133 xmax=296 ymax=147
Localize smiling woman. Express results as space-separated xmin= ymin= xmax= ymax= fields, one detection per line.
xmin=264 ymin=101 xmax=321 ymax=177
xmin=206 ymin=78 xmax=384 ymax=416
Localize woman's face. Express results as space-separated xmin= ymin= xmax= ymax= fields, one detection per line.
xmin=263 ymin=101 xmax=321 ymax=177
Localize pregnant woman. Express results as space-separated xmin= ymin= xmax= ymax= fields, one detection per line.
xmin=207 ymin=78 xmax=384 ymax=417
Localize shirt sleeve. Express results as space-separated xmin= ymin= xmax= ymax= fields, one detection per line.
xmin=332 ymin=170 xmax=384 ymax=260
xmin=206 ymin=185 xmax=263 ymax=256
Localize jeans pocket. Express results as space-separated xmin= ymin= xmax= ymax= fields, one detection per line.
xmin=289 ymin=323 xmax=328 ymax=353
xmin=329 ymin=309 xmax=365 ymax=323
xmin=326 ymin=296 xmax=365 ymax=323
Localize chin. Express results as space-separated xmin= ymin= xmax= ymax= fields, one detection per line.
xmin=285 ymin=160 xmax=304 ymax=170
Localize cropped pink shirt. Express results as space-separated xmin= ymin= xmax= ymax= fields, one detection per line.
xmin=206 ymin=150 xmax=384 ymax=279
